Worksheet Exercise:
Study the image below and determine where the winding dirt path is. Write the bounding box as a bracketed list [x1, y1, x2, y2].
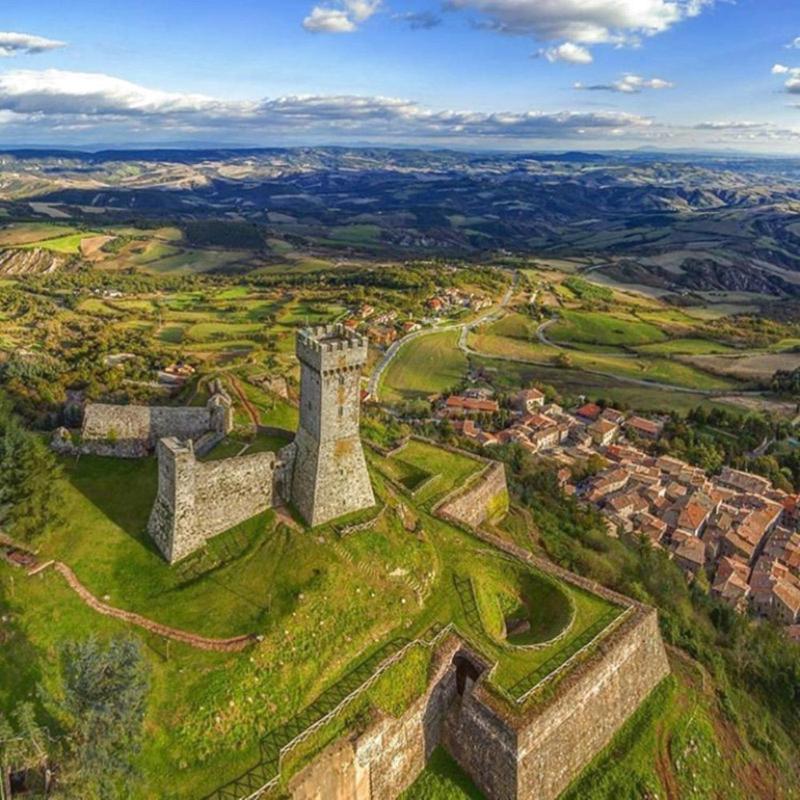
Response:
[228, 375, 261, 430]
[2, 542, 258, 653]
[49, 562, 259, 652]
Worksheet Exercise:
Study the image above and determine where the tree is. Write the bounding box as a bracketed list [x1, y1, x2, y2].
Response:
[0, 703, 51, 799]
[0, 398, 63, 542]
[53, 638, 150, 800]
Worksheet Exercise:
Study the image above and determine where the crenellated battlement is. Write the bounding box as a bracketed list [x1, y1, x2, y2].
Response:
[296, 324, 368, 373]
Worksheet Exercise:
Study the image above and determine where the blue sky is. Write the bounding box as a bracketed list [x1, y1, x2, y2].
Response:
[0, 0, 798, 151]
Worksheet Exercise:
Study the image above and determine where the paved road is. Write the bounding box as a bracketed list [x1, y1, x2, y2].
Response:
[368, 275, 517, 401]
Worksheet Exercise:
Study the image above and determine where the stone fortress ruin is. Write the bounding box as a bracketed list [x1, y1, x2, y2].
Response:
[148, 324, 375, 562]
[54, 324, 377, 563]
[53, 379, 234, 459]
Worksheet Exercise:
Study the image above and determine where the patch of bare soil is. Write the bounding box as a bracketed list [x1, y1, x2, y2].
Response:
[80, 234, 117, 260]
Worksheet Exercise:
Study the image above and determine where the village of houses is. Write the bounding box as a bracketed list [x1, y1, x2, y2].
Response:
[435, 384, 800, 642]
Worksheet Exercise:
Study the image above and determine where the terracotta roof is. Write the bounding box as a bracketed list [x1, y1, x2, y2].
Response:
[445, 396, 499, 413]
[626, 416, 663, 436]
[590, 419, 618, 435]
[575, 402, 603, 421]
[773, 580, 800, 614]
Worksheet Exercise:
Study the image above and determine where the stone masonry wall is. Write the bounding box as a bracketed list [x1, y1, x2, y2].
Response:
[289, 638, 461, 800]
[79, 392, 232, 459]
[514, 607, 669, 800]
[441, 688, 519, 800]
[436, 462, 509, 531]
[147, 438, 275, 562]
[193, 451, 276, 540]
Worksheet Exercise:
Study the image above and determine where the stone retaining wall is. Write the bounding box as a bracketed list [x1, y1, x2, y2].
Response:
[436, 462, 509, 530]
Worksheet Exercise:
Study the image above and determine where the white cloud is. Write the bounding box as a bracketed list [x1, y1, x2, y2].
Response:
[446, 0, 713, 44]
[694, 121, 769, 130]
[787, 36, 800, 49]
[0, 32, 65, 57]
[575, 74, 674, 93]
[0, 70, 223, 116]
[540, 42, 593, 64]
[303, 1, 381, 33]
[0, 68, 653, 141]
[770, 64, 800, 94]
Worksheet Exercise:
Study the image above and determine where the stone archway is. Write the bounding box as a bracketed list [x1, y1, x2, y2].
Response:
[453, 652, 484, 696]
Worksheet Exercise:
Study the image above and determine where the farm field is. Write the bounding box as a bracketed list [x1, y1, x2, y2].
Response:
[681, 352, 800, 380]
[381, 329, 469, 403]
[547, 310, 668, 347]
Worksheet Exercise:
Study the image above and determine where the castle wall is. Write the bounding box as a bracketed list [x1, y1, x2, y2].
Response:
[193, 452, 276, 540]
[442, 689, 518, 800]
[147, 438, 275, 563]
[289, 639, 460, 800]
[513, 607, 670, 800]
[436, 462, 509, 531]
[80, 398, 231, 458]
[287, 608, 668, 800]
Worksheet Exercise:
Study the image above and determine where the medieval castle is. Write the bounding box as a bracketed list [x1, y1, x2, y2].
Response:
[55, 324, 376, 562]
[51, 323, 671, 800]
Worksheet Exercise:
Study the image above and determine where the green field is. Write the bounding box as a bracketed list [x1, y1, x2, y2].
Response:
[548, 310, 669, 348]
[0, 222, 75, 246]
[382, 330, 469, 402]
[635, 337, 737, 355]
[20, 231, 100, 254]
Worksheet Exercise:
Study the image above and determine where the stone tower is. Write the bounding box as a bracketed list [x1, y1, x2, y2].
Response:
[290, 324, 375, 527]
[147, 437, 200, 563]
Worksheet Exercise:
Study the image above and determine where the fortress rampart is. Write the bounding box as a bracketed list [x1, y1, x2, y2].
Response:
[289, 606, 669, 800]
[435, 461, 510, 530]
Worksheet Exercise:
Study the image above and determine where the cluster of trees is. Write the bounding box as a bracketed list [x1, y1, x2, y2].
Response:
[771, 366, 800, 396]
[0, 637, 149, 800]
[0, 397, 62, 542]
[184, 220, 265, 250]
[502, 451, 800, 767]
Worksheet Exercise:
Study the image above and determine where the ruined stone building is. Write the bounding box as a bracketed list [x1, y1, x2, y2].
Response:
[147, 324, 374, 562]
[53, 381, 234, 458]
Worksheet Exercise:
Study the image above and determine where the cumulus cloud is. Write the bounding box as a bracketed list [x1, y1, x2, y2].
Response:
[574, 74, 674, 93]
[303, 1, 381, 33]
[0, 68, 653, 141]
[540, 42, 593, 64]
[787, 36, 800, 49]
[770, 64, 800, 94]
[0, 32, 65, 57]
[394, 12, 442, 30]
[446, 0, 713, 44]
